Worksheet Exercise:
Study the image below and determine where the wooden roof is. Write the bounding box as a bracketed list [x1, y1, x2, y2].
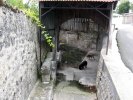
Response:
[39, 0, 117, 2]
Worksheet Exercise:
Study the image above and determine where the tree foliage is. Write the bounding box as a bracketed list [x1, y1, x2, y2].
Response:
[117, 1, 130, 14]
[130, 3, 133, 11]
[6, 0, 54, 47]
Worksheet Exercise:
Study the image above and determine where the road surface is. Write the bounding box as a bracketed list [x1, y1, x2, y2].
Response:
[117, 24, 133, 72]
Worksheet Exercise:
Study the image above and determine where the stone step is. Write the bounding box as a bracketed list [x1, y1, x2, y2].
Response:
[57, 67, 96, 86]
[28, 80, 54, 100]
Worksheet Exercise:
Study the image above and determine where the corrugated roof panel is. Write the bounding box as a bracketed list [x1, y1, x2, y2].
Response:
[39, 0, 117, 2]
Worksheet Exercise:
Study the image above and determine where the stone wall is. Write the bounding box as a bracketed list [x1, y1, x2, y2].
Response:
[122, 13, 133, 24]
[59, 30, 97, 51]
[96, 30, 133, 100]
[60, 18, 104, 52]
[59, 18, 104, 68]
[96, 52, 120, 100]
[96, 33, 120, 100]
[0, 6, 40, 100]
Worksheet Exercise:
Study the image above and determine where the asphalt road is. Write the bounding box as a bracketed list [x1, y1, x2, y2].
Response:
[117, 24, 133, 72]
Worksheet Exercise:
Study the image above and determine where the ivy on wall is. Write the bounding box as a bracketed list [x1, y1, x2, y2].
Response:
[6, 0, 55, 47]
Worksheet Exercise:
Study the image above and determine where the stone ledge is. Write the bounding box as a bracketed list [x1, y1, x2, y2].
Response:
[104, 30, 133, 100]
[41, 52, 53, 83]
[41, 52, 61, 83]
[97, 30, 133, 100]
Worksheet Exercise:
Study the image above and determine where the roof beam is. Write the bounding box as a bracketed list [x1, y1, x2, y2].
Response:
[41, 7, 110, 10]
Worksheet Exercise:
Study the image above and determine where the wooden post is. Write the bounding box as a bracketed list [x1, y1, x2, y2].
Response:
[53, 11, 60, 61]
[55, 27, 59, 52]
[39, 2, 42, 67]
[106, 3, 114, 55]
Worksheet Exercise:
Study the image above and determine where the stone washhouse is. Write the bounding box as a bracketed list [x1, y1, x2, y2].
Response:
[1, 0, 126, 100]
[1, 0, 133, 99]
[28, 0, 119, 100]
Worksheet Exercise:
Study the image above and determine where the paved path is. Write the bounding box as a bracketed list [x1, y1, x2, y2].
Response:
[117, 24, 133, 72]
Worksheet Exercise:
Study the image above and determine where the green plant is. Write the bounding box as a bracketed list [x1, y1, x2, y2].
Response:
[130, 3, 133, 11]
[6, 0, 24, 8]
[6, 0, 54, 47]
[117, 0, 130, 14]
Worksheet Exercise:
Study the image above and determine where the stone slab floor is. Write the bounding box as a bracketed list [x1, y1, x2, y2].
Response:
[28, 80, 97, 100]
[28, 53, 98, 100]
[57, 67, 97, 86]
[54, 81, 97, 100]
[54, 67, 97, 100]
[28, 65, 97, 100]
